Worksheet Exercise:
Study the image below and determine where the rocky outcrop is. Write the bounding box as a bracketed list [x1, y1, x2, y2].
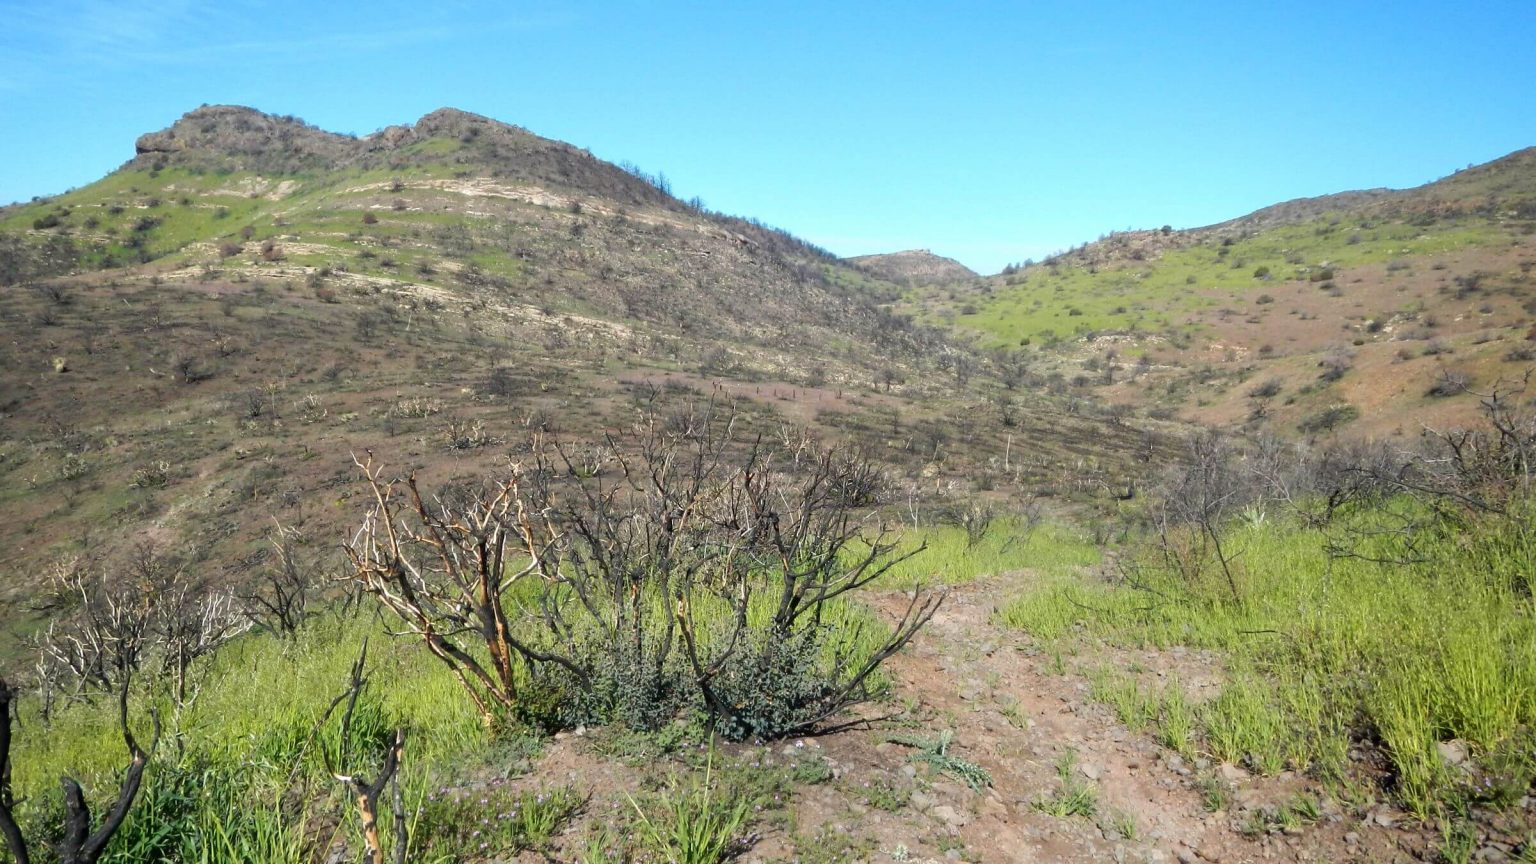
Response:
[133, 105, 354, 171]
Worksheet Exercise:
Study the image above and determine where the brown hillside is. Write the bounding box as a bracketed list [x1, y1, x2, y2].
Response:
[847, 249, 979, 284]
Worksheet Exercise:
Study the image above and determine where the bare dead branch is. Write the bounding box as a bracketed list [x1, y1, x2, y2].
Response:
[0, 675, 159, 864]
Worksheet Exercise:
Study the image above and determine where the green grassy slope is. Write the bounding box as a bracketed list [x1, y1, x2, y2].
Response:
[907, 149, 1536, 439]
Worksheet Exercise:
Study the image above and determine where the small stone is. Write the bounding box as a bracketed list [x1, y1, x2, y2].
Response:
[932, 805, 971, 827]
[945, 848, 964, 860]
[901, 764, 918, 778]
[1079, 762, 1103, 781]
[1372, 809, 1397, 828]
[909, 790, 935, 812]
[1437, 740, 1473, 771]
[1218, 763, 1248, 782]
[1344, 832, 1361, 845]
[979, 795, 1009, 819]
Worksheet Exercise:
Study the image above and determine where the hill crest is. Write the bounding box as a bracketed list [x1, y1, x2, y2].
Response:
[131, 104, 677, 208]
[846, 248, 978, 284]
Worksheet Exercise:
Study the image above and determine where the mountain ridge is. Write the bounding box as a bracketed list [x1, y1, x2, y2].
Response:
[0, 104, 1157, 642]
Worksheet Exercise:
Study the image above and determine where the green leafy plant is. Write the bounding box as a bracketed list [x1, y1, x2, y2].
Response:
[886, 730, 991, 791]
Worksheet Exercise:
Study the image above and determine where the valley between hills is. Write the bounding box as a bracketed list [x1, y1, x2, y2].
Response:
[0, 106, 1533, 863]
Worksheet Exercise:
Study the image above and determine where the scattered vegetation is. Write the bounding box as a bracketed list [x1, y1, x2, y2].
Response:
[1003, 384, 1536, 818]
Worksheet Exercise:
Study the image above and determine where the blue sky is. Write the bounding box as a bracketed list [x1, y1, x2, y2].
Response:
[2, 1, 1534, 274]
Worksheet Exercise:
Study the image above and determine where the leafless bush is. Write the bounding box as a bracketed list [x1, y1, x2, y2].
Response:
[35, 546, 247, 706]
[1147, 375, 1536, 574]
[1317, 346, 1354, 382]
[32, 282, 70, 306]
[390, 396, 442, 419]
[1248, 378, 1283, 400]
[36, 558, 153, 698]
[942, 503, 997, 548]
[1426, 367, 1471, 397]
[1417, 373, 1536, 512]
[240, 525, 319, 638]
[561, 443, 615, 479]
[825, 446, 890, 507]
[170, 353, 211, 384]
[344, 403, 942, 739]
[1149, 432, 1256, 601]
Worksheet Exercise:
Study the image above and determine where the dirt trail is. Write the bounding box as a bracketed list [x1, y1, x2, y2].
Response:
[759, 570, 1424, 864]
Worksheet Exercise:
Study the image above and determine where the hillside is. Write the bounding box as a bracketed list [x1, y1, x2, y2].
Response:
[909, 147, 1536, 439]
[0, 106, 1153, 644]
[846, 248, 979, 285]
[3, 110, 1535, 864]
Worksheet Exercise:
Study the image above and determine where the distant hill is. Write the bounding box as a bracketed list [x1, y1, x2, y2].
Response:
[846, 249, 978, 284]
[906, 145, 1536, 440]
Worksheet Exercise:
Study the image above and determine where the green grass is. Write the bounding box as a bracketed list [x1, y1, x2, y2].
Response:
[874, 519, 1100, 587]
[4, 611, 514, 864]
[930, 213, 1515, 348]
[1087, 666, 1158, 732]
[5, 549, 911, 859]
[416, 783, 584, 858]
[626, 752, 752, 864]
[1033, 749, 1097, 818]
[998, 502, 1536, 817]
[10, 613, 484, 795]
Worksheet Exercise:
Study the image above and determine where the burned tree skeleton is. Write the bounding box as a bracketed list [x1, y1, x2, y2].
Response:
[345, 403, 944, 739]
[0, 678, 159, 864]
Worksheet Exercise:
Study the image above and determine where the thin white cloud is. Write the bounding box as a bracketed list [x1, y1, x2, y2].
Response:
[3, 0, 200, 53]
[0, 1, 567, 89]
